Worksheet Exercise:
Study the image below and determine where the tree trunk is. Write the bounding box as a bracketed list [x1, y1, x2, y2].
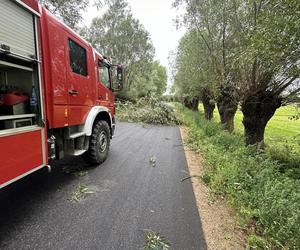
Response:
[189, 98, 200, 112]
[201, 90, 215, 120]
[241, 92, 281, 149]
[182, 96, 199, 112]
[217, 86, 238, 133]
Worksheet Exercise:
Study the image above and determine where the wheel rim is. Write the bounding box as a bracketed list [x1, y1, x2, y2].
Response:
[98, 131, 107, 153]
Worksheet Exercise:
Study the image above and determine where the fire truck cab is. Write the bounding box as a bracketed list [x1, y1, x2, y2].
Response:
[0, 0, 123, 188]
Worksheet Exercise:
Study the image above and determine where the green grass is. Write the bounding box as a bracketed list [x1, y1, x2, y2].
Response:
[177, 104, 300, 249]
[198, 104, 300, 140]
[199, 104, 300, 169]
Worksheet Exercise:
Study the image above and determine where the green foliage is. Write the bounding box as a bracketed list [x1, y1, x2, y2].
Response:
[70, 184, 95, 202]
[179, 105, 300, 249]
[81, 0, 167, 100]
[247, 235, 271, 250]
[171, 29, 216, 104]
[43, 0, 89, 30]
[116, 96, 180, 125]
[174, 0, 300, 99]
[161, 95, 179, 103]
[124, 61, 168, 100]
[268, 144, 300, 173]
[149, 62, 168, 96]
[173, 0, 300, 145]
[172, 0, 244, 103]
[248, 0, 300, 92]
[144, 231, 170, 250]
[210, 131, 243, 151]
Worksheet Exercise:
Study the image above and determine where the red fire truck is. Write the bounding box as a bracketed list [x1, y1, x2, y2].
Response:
[0, 0, 123, 188]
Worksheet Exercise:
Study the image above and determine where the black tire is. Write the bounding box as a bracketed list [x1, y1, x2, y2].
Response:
[83, 120, 110, 165]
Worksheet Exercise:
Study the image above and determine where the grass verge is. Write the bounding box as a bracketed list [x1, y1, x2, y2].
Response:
[178, 104, 300, 249]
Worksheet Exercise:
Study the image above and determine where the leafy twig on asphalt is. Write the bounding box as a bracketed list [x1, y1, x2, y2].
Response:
[149, 156, 157, 167]
[73, 170, 88, 177]
[144, 230, 170, 250]
[70, 184, 95, 202]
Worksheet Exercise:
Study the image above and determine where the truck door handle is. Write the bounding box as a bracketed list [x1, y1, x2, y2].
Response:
[69, 90, 79, 95]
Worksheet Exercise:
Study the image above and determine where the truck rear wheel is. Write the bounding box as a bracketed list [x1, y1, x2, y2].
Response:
[83, 120, 110, 165]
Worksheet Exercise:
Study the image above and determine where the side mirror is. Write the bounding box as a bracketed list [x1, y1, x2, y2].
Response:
[112, 65, 124, 92]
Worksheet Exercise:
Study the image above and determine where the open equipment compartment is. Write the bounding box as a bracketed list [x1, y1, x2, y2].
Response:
[0, 0, 46, 189]
[0, 0, 42, 133]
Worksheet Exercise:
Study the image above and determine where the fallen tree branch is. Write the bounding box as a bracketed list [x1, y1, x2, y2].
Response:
[181, 175, 200, 182]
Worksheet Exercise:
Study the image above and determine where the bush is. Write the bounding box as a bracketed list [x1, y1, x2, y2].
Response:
[178, 105, 300, 249]
[267, 142, 300, 173]
[116, 96, 181, 125]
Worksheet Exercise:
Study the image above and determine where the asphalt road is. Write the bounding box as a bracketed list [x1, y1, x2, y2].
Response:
[0, 122, 207, 250]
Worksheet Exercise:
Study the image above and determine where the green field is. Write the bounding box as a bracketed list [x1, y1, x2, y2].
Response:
[199, 104, 300, 143]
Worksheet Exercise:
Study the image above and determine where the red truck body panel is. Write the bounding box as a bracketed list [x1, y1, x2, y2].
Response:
[0, 0, 116, 188]
[21, 0, 39, 13]
[0, 130, 44, 185]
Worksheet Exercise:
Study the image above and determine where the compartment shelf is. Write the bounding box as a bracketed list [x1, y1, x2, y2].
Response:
[0, 114, 36, 121]
[0, 60, 33, 71]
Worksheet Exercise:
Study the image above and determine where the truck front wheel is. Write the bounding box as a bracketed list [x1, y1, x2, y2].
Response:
[83, 120, 110, 165]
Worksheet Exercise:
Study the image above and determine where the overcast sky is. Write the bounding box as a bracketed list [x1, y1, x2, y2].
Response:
[84, 0, 186, 86]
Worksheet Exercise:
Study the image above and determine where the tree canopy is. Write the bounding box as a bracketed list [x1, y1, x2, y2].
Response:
[173, 0, 300, 146]
[42, 0, 89, 30]
[81, 0, 167, 100]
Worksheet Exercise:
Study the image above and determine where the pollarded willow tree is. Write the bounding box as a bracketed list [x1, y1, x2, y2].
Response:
[173, 30, 217, 117]
[174, 0, 241, 131]
[233, 0, 300, 147]
[175, 0, 300, 147]
[82, 0, 167, 100]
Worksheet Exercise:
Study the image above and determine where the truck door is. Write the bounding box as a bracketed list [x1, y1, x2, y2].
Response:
[66, 37, 95, 126]
[0, 0, 46, 188]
